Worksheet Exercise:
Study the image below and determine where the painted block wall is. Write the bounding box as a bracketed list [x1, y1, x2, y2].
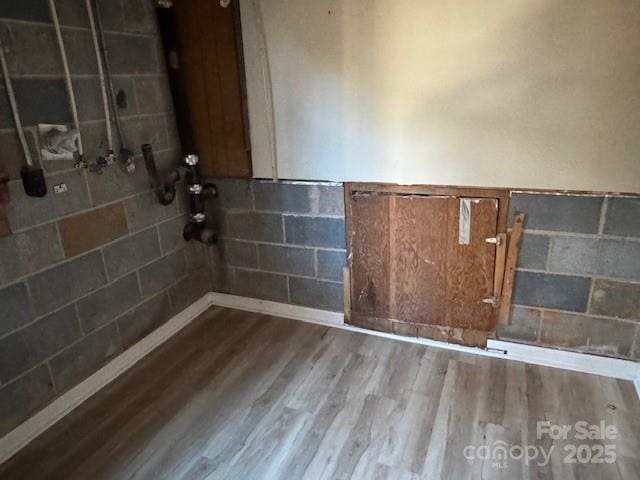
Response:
[498, 193, 640, 360]
[207, 182, 640, 360]
[205, 180, 346, 312]
[0, 0, 212, 436]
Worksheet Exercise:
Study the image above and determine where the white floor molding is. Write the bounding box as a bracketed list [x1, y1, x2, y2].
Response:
[207, 293, 507, 358]
[2, 291, 639, 465]
[206, 292, 345, 327]
[207, 293, 640, 388]
[486, 339, 640, 382]
[0, 294, 213, 466]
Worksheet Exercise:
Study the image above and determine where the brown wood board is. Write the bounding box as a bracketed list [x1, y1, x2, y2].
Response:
[198, 0, 227, 175]
[444, 198, 498, 331]
[346, 184, 504, 345]
[498, 213, 525, 325]
[493, 233, 507, 298]
[349, 192, 391, 318]
[348, 182, 510, 232]
[343, 266, 351, 321]
[350, 313, 491, 348]
[388, 195, 450, 324]
[173, 0, 251, 178]
[207, 0, 250, 177]
[174, 1, 213, 164]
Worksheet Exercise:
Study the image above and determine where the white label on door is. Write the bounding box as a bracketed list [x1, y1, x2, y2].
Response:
[459, 198, 471, 245]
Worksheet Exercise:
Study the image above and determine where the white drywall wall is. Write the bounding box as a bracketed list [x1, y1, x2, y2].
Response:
[240, 0, 640, 193]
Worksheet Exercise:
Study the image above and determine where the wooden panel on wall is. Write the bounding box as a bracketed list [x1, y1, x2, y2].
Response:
[349, 192, 391, 318]
[173, 0, 251, 178]
[346, 183, 505, 347]
[349, 183, 510, 232]
[444, 198, 498, 331]
[389, 195, 450, 324]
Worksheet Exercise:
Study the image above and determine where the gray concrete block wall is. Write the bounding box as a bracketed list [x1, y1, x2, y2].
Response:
[499, 193, 640, 360]
[0, 1, 213, 437]
[206, 180, 346, 313]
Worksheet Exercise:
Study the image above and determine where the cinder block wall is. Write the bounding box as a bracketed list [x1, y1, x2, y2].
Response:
[207, 182, 640, 361]
[499, 193, 640, 360]
[205, 180, 346, 312]
[0, 1, 211, 436]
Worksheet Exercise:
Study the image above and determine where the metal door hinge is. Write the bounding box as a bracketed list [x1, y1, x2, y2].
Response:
[485, 236, 503, 245]
[482, 296, 501, 306]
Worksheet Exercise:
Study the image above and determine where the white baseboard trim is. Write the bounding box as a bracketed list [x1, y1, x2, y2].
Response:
[0, 293, 213, 466]
[207, 293, 640, 393]
[486, 339, 639, 383]
[206, 293, 512, 358]
[209, 293, 640, 384]
[2, 292, 639, 466]
[206, 292, 345, 326]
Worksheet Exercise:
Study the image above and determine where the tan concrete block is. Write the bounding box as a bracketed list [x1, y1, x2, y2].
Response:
[59, 203, 128, 257]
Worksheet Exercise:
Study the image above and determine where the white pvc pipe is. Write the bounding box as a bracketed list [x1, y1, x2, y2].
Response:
[0, 42, 33, 167]
[85, 0, 113, 152]
[48, 0, 84, 156]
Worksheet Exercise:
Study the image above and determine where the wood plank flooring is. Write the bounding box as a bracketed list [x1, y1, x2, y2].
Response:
[1, 307, 639, 479]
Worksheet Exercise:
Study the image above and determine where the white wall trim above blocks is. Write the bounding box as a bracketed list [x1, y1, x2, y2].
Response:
[2, 292, 639, 466]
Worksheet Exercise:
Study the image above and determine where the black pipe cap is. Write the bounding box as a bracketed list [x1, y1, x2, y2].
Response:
[21, 166, 47, 198]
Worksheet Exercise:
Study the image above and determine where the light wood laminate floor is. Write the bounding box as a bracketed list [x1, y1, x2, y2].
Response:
[1, 307, 639, 480]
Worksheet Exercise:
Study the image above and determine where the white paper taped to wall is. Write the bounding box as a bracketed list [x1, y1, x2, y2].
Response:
[38, 124, 78, 161]
[459, 198, 471, 245]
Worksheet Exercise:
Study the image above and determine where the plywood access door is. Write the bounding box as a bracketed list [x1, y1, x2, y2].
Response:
[347, 185, 507, 347]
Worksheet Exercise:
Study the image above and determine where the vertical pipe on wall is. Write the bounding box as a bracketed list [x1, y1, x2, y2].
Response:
[48, 0, 84, 163]
[91, 0, 135, 174]
[182, 154, 217, 245]
[85, 0, 114, 156]
[0, 41, 47, 197]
